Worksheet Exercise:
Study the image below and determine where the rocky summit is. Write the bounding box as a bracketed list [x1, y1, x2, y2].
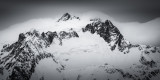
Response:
[0, 13, 160, 80]
[57, 13, 80, 22]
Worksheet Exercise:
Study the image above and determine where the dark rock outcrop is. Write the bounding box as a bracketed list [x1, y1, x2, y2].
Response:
[58, 28, 79, 45]
[0, 28, 79, 80]
[82, 19, 131, 52]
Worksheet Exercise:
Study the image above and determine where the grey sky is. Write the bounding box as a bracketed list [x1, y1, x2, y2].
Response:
[0, 0, 160, 28]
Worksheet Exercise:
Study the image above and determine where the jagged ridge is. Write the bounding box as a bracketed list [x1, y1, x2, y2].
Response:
[0, 28, 79, 80]
[82, 18, 131, 53]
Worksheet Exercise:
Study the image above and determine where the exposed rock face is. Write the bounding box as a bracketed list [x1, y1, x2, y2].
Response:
[0, 30, 53, 80]
[58, 28, 79, 45]
[59, 29, 79, 39]
[82, 18, 131, 53]
[41, 31, 58, 45]
[0, 28, 79, 80]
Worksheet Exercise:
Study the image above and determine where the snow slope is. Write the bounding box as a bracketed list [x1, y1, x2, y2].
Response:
[0, 13, 160, 80]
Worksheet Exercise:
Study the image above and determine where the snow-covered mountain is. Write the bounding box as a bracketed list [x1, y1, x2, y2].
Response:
[0, 13, 160, 80]
[57, 13, 80, 22]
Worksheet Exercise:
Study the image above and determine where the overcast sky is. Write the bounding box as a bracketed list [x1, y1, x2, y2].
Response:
[0, 0, 160, 46]
[0, 0, 160, 28]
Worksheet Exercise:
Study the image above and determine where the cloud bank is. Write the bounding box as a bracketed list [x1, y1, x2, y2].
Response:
[0, 11, 160, 46]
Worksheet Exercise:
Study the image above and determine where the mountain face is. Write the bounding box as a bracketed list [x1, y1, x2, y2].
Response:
[82, 18, 131, 53]
[57, 13, 80, 22]
[0, 13, 160, 80]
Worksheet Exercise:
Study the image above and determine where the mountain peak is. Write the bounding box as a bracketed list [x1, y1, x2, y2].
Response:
[82, 19, 131, 52]
[105, 20, 114, 27]
[57, 13, 80, 22]
[63, 12, 70, 16]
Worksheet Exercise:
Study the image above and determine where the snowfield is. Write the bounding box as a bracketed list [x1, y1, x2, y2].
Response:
[0, 12, 160, 80]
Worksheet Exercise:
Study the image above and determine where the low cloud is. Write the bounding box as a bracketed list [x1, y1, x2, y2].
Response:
[115, 18, 160, 46]
[0, 11, 160, 46]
